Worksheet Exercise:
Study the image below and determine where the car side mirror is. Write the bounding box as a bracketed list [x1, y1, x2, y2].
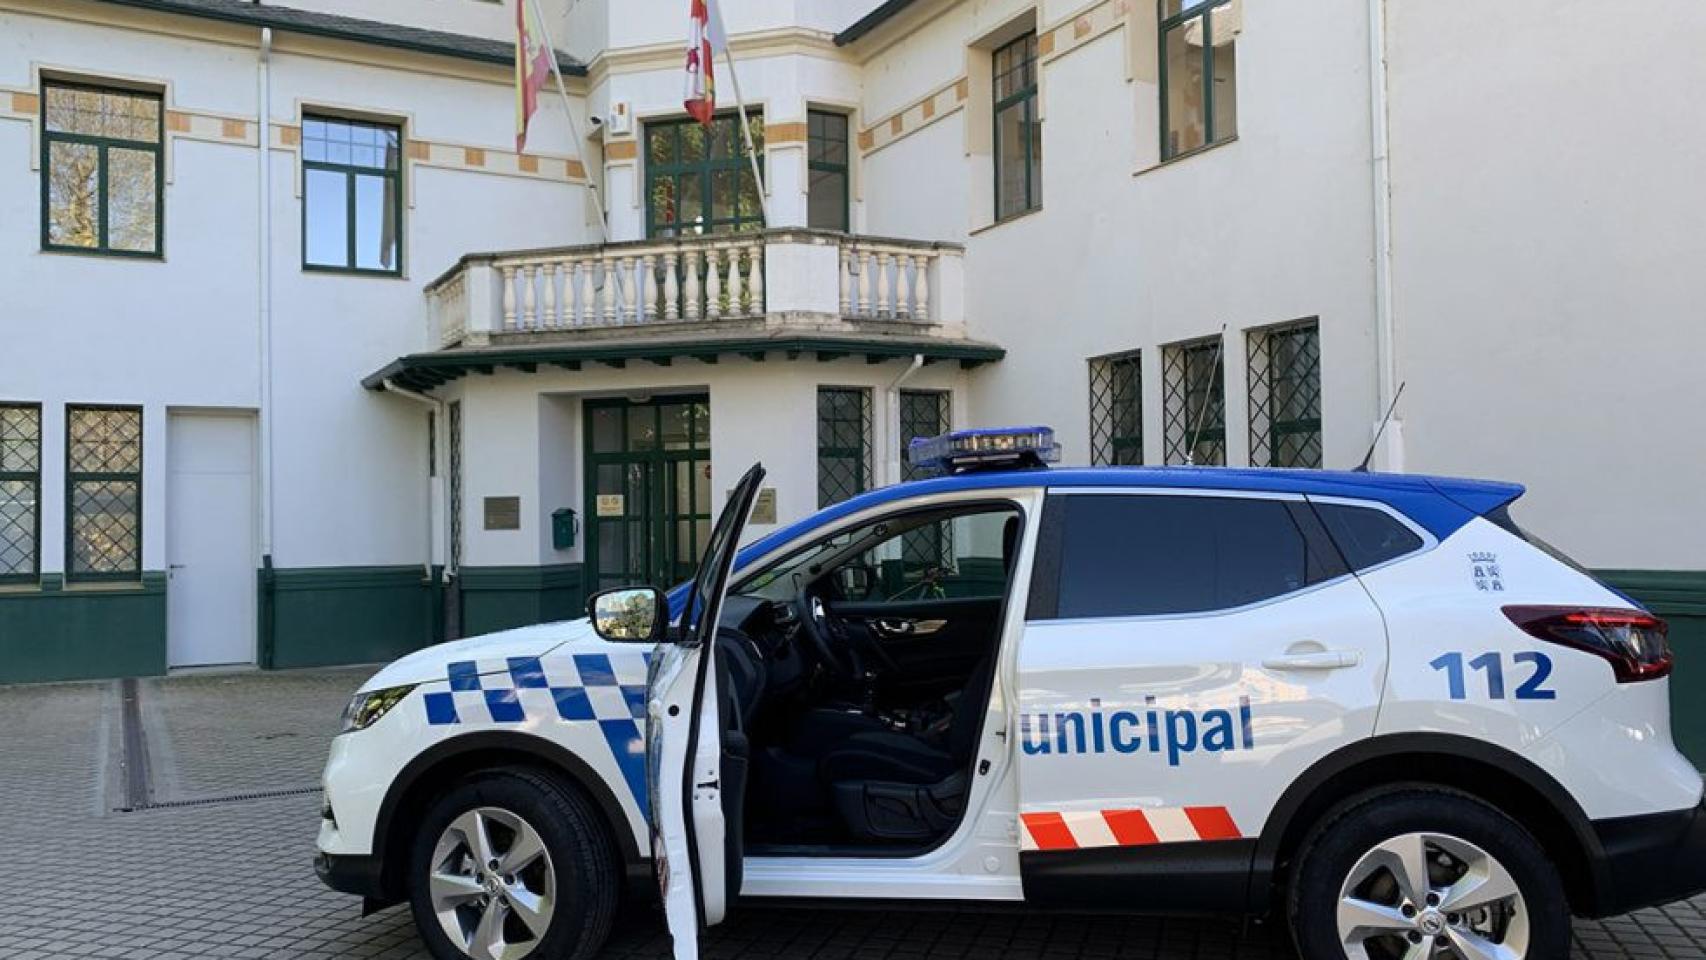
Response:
[835, 564, 876, 601]
[588, 586, 668, 643]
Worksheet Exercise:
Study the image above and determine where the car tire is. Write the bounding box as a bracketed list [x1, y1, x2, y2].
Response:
[1287, 786, 1570, 960]
[409, 767, 618, 960]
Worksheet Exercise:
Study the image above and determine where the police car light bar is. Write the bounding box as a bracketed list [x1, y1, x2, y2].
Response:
[908, 426, 1060, 474]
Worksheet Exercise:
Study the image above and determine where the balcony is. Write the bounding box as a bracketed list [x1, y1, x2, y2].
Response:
[426, 229, 969, 347]
[365, 230, 999, 393]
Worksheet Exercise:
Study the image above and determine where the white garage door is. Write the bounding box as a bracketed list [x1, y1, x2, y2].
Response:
[167, 412, 257, 668]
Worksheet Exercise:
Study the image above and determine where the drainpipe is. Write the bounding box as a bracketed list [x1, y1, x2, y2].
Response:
[257, 27, 276, 666]
[1367, 0, 1403, 470]
[884, 354, 926, 486]
[380, 380, 445, 581]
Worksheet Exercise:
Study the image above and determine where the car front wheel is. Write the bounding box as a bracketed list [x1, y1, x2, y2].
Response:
[409, 768, 617, 960]
[1288, 787, 1570, 960]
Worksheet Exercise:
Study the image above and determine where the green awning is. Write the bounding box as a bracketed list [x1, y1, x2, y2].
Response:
[363, 333, 1004, 393]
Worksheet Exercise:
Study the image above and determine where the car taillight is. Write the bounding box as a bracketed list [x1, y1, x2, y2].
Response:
[1503, 605, 1672, 682]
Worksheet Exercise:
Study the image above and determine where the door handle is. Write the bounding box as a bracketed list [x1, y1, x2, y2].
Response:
[1263, 647, 1361, 671]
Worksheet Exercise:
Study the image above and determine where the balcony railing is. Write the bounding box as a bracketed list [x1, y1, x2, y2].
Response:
[426, 229, 964, 348]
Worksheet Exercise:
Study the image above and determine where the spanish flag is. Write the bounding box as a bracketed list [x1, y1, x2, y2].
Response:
[515, 0, 551, 153]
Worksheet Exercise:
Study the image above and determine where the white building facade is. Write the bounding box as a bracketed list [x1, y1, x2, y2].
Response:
[1, 0, 1701, 759]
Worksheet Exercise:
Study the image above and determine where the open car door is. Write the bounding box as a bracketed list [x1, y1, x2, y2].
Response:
[647, 462, 765, 960]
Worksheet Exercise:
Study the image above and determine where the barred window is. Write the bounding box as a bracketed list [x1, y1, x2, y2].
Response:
[0, 404, 42, 582]
[898, 390, 953, 573]
[1248, 319, 1322, 468]
[67, 406, 142, 580]
[42, 81, 163, 256]
[899, 390, 951, 481]
[303, 115, 402, 274]
[1162, 337, 1225, 465]
[1089, 351, 1143, 465]
[817, 387, 872, 508]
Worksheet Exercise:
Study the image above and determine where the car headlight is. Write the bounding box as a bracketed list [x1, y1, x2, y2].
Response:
[339, 684, 418, 734]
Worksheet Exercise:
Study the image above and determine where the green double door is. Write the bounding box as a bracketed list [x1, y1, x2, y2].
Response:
[585, 396, 713, 592]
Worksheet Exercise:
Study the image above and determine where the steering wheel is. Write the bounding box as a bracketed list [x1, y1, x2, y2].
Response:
[796, 592, 864, 681]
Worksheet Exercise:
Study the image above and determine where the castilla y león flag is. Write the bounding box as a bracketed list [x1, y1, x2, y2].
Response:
[683, 0, 727, 125]
[514, 0, 551, 152]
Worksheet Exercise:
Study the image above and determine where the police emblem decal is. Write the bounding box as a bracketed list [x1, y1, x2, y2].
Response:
[1469, 551, 1503, 592]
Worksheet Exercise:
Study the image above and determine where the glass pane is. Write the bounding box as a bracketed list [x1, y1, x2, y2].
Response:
[712, 169, 737, 223]
[68, 408, 141, 473]
[627, 405, 657, 451]
[649, 174, 678, 234]
[712, 116, 739, 158]
[47, 140, 100, 248]
[1164, 22, 1208, 157]
[808, 168, 847, 230]
[680, 123, 707, 162]
[106, 147, 157, 253]
[1028, 99, 1043, 209]
[45, 86, 158, 141]
[678, 172, 704, 231]
[1210, 9, 1238, 143]
[692, 401, 710, 444]
[69, 479, 139, 575]
[304, 168, 349, 267]
[0, 479, 37, 577]
[1163, 0, 1215, 17]
[746, 117, 765, 152]
[648, 124, 677, 165]
[591, 407, 623, 453]
[737, 170, 762, 223]
[660, 403, 693, 451]
[994, 101, 1027, 220]
[353, 172, 399, 271]
[0, 407, 40, 472]
[595, 463, 624, 494]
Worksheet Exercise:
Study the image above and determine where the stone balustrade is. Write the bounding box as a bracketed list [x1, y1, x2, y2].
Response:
[425, 230, 963, 347]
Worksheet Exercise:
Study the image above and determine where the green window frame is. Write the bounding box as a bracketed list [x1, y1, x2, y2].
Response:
[807, 109, 850, 232]
[448, 401, 463, 571]
[41, 80, 164, 257]
[1248, 319, 1322, 468]
[1089, 351, 1144, 465]
[1159, 0, 1239, 161]
[65, 405, 143, 583]
[0, 403, 43, 584]
[1162, 337, 1225, 465]
[645, 113, 766, 239]
[817, 387, 872, 508]
[302, 114, 403, 275]
[993, 32, 1042, 220]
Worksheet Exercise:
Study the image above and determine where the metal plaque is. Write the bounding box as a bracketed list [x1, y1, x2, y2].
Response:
[596, 493, 625, 518]
[483, 496, 521, 530]
[732, 487, 777, 524]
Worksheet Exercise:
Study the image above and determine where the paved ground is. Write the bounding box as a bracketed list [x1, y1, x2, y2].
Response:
[0, 668, 1703, 960]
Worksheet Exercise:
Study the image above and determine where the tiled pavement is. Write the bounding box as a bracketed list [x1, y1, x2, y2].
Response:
[0, 669, 1703, 959]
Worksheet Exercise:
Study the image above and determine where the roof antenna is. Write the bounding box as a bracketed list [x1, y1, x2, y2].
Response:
[1355, 381, 1406, 473]
[1183, 324, 1228, 466]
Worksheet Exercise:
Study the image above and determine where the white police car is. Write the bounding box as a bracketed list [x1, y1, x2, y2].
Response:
[316, 427, 1706, 960]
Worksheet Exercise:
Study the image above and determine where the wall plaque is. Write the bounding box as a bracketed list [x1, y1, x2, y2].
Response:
[595, 494, 625, 517]
[730, 487, 777, 524]
[483, 496, 521, 530]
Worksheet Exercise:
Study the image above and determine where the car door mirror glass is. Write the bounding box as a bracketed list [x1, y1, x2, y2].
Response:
[589, 586, 667, 642]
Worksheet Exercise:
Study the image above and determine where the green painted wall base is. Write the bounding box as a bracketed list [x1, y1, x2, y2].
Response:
[261, 565, 439, 670]
[459, 564, 585, 638]
[0, 573, 167, 684]
[1599, 569, 1706, 770]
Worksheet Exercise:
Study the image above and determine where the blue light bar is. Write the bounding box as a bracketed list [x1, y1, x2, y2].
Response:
[908, 426, 1060, 474]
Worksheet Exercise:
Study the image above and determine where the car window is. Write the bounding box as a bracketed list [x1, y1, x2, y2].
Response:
[736, 505, 1018, 603]
[1051, 494, 1334, 619]
[1312, 502, 1424, 572]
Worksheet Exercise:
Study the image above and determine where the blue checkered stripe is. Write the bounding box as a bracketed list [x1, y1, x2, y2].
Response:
[424, 652, 653, 817]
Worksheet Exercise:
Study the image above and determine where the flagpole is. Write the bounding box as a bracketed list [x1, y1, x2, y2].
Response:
[527, 0, 609, 245]
[720, 45, 770, 227]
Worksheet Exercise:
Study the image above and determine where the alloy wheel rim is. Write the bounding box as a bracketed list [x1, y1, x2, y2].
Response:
[429, 806, 557, 960]
[1336, 831, 1529, 960]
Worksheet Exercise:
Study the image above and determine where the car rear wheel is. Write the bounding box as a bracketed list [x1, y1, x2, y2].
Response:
[409, 769, 617, 960]
[1288, 787, 1569, 960]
